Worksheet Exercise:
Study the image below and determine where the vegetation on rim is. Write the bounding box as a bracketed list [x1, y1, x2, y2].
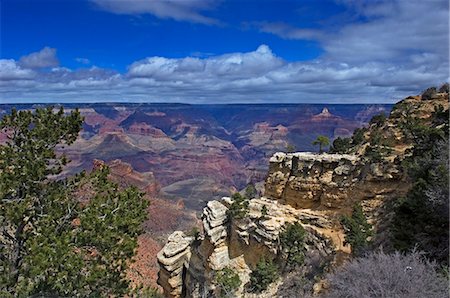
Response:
[0, 107, 150, 297]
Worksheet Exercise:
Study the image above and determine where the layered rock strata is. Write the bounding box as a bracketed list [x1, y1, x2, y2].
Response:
[265, 152, 407, 212]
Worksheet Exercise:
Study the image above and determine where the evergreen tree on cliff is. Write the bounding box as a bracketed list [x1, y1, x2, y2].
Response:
[312, 135, 330, 153]
[0, 107, 149, 297]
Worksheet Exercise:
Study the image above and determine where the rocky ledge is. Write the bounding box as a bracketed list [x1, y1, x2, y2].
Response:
[265, 152, 406, 210]
[157, 196, 336, 297]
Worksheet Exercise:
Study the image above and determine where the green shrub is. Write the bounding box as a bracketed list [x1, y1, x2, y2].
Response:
[393, 131, 449, 265]
[351, 127, 366, 145]
[369, 113, 387, 127]
[260, 205, 268, 219]
[249, 258, 279, 293]
[363, 145, 383, 162]
[279, 221, 306, 268]
[330, 137, 352, 154]
[227, 193, 249, 220]
[215, 267, 241, 297]
[421, 86, 437, 100]
[286, 143, 296, 153]
[244, 183, 257, 199]
[340, 203, 372, 256]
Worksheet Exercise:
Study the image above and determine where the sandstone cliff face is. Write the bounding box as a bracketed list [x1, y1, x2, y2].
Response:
[264, 151, 408, 212]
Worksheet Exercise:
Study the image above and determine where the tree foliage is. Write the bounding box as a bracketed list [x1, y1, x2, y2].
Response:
[312, 135, 330, 153]
[329, 137, 352, 154]
[227, 193, 249, 220]
[249, 258, 279, 293]
[215, 267, 241, 297]
[421, 86, 437, 100]
[260, 205, 268, 219]
[393, 107, 449, 265]
[351, 127, 366, 145]
[369, 113, 387, 127]
[244, 183, 257, 199]
[0, 107, 149, 297]
[279, 221, 306, 269]
[325, 250, 448, 298]
[286, 143, 296, 153]
[340, 203, 372, 256]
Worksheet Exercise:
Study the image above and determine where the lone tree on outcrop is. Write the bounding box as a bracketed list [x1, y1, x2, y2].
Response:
[0, 107, 149, 297]
[312, 135, 330, 153]
[227, 193, 249, 220]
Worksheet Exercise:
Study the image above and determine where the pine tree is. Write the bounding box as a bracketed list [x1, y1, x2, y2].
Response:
[340, 203, 373, 256]
[0, 107, 149, 297]
[312, 135, 330, 153]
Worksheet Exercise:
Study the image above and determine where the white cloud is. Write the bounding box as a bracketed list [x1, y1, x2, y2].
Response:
[0, 60, 35, 81]
[1, 44, 446, 104]
[18, 47, 59, 69]
[255, 0, 449, 65]
[128, 45, 283, 82]
[91, 0, 220, 25]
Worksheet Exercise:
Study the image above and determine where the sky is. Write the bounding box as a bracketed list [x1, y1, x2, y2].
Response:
[0, 0, 448, 104]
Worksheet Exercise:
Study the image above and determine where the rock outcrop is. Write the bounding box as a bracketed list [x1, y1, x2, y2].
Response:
[158, 196, 336, 297]
[264, 151, 407, 212]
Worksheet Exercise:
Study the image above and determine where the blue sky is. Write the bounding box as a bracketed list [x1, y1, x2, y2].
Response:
[0, 0, 448, 103]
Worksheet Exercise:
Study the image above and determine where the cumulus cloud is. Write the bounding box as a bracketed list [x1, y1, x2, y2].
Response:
[256, 0, 449, 65]
[128, 45, 283, 82]
[18, 47, 59, 69]
[0, 60, 35, 81]
[1, 44, 447, 104]
[91, 0, 220, 24]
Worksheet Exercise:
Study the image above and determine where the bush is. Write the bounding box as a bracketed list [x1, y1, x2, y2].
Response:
[227, 193, 249, 220]
[249, 258, 279, 293]
[279, 221, 306, 268]
[215, 267, 241, 297]
[363, 145, 383, 162]
[393, 139, 449, 264]
[351, 127, 366, 145]
[421, 86, 437, 100]
[325, 251, 448, 298]
[286, 143, 296, 153]
[244, 183, 257, 199]
[277, 250, 331, 297]
[330, 137, 352, 154]
[340, 203, 372, 256]
[369, 113, 387, 127]
[260, 205, 268, 219]
[438, 82, 449, 93]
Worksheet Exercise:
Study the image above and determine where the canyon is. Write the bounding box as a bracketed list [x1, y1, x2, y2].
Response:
[0, 103, 391, 212]
[156, 89, 449, 297]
